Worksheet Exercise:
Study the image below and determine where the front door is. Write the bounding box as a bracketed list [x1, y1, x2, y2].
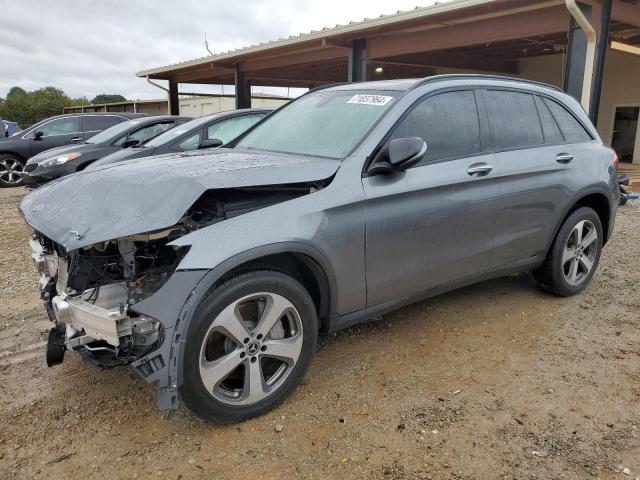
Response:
[30, 116, 83, 156]
[363, 90, 501, 306]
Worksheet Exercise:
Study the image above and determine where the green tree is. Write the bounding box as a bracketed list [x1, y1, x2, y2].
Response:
[91, 94, 127, 104]
[0, 86, 90, 127]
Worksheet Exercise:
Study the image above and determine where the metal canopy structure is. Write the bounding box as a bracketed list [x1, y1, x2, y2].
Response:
[137, 0, 640, 113]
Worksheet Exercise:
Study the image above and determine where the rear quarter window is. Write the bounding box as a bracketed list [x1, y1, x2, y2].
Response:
[534, 96, 564, 144]
[543, 98, 593, 143]
[484, 90, 543, 150]
[84, 115, 124, 132]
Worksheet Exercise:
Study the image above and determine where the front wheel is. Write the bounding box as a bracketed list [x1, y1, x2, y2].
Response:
[0, 154, 25, 187]
[532, 207, 603, 296]
[180, 270, 318, 423]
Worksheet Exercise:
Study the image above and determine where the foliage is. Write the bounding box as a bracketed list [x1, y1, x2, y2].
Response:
[91, 94, 127, 104]
[0, 86, 92, 127]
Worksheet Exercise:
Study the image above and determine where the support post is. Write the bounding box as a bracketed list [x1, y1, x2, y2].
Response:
[590, 0, 612, 125]
[348, 38, 367, 82]
[564, 1, 596, 113]
[168, 80, 179, 115]
[235, 66, 251, 109]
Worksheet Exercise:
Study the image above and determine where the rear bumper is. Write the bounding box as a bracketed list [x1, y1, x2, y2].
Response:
[607, 181, 620, 243]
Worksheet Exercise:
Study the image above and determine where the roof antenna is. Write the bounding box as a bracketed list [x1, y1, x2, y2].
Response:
[204, 32, 213, 56]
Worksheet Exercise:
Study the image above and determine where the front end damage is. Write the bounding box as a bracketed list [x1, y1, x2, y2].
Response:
[31, 229, 188, 368]
[25, 181, 327, 410]
[19, 151, 339, 412]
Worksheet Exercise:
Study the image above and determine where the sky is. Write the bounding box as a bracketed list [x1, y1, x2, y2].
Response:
[0, 0, 434, 101]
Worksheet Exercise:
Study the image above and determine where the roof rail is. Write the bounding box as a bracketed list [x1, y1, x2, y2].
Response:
[307, 82, 348, 94]
[413, 74, 563, 92]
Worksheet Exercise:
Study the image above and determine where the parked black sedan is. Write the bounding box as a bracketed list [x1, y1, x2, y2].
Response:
[22, 115, 191, 188]
[0, 112, 145, 187]
[86, 108, 271, 170]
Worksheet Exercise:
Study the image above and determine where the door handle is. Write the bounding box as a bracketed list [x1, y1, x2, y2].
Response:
[70, 137, 82, 143]
[556, 153, 574, 164]
[467, 163, 493, 177]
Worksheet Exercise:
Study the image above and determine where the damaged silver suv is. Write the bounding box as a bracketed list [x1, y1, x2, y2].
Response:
[20, 75, 619, 423]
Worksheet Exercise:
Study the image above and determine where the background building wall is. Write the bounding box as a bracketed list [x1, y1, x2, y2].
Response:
[178, 95, 289, 116]
[520, 50, 640, 164]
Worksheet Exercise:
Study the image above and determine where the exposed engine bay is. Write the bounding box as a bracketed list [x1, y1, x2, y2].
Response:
[30, 185, 320, 368]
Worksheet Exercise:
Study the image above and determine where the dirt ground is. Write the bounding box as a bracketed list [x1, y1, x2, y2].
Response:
[0, 186, 638, 480]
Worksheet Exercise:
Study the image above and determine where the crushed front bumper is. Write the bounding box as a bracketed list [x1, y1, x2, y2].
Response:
[30, 236, 157, 349]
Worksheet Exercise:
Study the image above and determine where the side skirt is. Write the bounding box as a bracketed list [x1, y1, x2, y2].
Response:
[327, 255, 544, 333]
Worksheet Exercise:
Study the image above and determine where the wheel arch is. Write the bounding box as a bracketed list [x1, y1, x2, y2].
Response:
[0, 151, 26, 162]
[548, 189, 612, 254]
[188, 242, 337, 333]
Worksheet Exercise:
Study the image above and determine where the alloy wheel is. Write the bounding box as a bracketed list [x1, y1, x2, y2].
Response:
[562, 219, 598, 286]
[0, 158, 24, 186]
[198, 292, 304, 406]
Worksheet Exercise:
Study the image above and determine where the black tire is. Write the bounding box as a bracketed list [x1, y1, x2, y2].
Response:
[0, 154, 25, 188]
[532, 207, 603, 296]
[180, 270, 318, 423]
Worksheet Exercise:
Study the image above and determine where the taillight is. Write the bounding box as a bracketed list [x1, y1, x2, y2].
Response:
[611, 153, 619, 170]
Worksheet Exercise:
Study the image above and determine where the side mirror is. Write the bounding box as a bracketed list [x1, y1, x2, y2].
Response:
[368, 137, 427, 175]
[34, 131, 44, 140]
[199, 138, 223, 150]
[121, 139, 140, 148]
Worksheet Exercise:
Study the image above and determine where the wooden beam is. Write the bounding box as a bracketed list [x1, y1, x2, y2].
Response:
[368, 5, 570, 59]
[248, 68, 345, 84]
[240, 47, 347, 72]
[171, 65, 235, 83]
[612, 0, 640, 28]
[379, 51, 519, 74]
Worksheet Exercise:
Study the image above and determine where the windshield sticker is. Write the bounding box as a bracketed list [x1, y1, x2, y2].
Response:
[347, 94, 393, 106]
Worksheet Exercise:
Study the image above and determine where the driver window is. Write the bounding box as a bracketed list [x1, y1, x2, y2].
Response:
[391, 90, 481, 164]
[176, 132, 201, 151]
[127, 123, 173, 144]
[206, 115, 263, 144]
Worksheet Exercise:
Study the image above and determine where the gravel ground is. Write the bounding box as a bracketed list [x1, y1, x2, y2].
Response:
[1, 186, 639, 480]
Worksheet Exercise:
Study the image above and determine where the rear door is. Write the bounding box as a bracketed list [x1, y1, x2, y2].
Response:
[484, 89, 586, 265]
[29, 116, 83, 155]
[363, 89, 502, 306]
[83, 115, 125, 140]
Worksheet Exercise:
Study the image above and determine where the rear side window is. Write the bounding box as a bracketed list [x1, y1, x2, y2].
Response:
[391, 90, 481, 163]
[484, 90, 543, 149]
[534, 96, 563, 144]
[543, 98, 593, 143]
[84, 115, 123, 132]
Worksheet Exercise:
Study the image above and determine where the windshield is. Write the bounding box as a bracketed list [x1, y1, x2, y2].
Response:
[143, 114, 216, 148]
[236, 90, 398, 159]
[85, 119, 144, 144]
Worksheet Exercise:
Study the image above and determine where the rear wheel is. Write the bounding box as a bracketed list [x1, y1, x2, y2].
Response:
[532, 207, 603, 296]
[180, 270, 318, 423]
[0, 154, 25, 187]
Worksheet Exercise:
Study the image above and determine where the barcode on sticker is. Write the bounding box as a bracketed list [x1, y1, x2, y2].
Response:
[347, 94, 393, 106]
